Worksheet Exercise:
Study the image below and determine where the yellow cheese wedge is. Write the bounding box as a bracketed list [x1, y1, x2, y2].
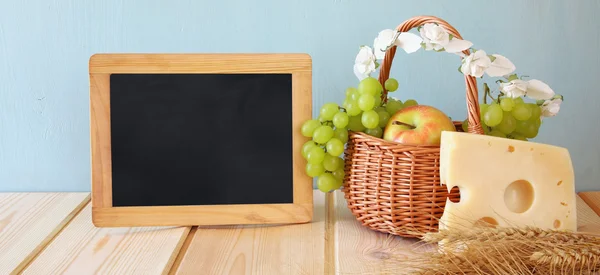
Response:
[439, 131, 577, 232]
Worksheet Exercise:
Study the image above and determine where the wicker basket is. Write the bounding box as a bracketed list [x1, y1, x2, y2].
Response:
[342, 15, 485, 238]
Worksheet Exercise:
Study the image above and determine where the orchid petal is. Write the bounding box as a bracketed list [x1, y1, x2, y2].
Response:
[373, 29, 397, 60]
[444, 39, 473, 53]
[500, 79, 528, 98]
[461, 50, 491, 78]
[485, 54, 516, 77]
[526, 79, 555, 100]
[353, 64, 368, 80]
[397, 32, 423, 54]
[541, 98, 562, 117]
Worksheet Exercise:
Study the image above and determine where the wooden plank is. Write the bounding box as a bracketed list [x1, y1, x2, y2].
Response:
[331, 191, 600, 274]
[331, 190, 436, 275]
[576, 194, 600, 233]
[173, 190, 325, 275]
[0, 193, 89, 275]
[579, 191, 600, 216]
[22, 204, 191, 275]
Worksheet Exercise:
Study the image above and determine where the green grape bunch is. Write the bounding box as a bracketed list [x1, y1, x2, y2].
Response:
[462, 82, 548, 141]
[300, 76, 421, 193]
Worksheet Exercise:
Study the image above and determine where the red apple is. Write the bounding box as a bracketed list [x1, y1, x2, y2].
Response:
[383, 105, 456, 145]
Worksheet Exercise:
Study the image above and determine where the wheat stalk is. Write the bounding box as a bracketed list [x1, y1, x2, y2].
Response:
[373, 226, 600, 275]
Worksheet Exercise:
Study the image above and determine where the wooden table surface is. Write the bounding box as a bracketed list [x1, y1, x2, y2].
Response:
[1, 190, 599, 275]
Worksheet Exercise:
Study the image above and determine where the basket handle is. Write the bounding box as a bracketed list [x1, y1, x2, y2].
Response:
[378, 15, 484, 135]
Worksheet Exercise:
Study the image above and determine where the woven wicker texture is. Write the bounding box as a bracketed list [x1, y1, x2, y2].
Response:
[342, 15, 483, 237]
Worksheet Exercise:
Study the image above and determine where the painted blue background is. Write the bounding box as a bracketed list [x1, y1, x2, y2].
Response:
[0, 0, 598, 192]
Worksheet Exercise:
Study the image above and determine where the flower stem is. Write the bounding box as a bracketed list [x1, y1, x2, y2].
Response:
[483, 83, 490, 104]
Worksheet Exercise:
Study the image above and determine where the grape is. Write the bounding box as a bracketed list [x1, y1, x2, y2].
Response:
[385, 78, 399, 92]
[512, 103, 532, 121]
[326, 138, 344, 156]
[500, 97, 515, 112]
[461, 119, 468, 132]
[378, 111, 390, 128]
[301, 120, 321, 137]
[348, 115, 366, 132]
[375, 106, 386, 113]
[323, 154, 343, 171]
[342, 99, 350, 109]
[374, 95, 382, 107]
[306, 146, 325, 164]
[483, 103, 503, 127]
[515, 120, 538, 138]
[317, 173, 342, 193]
[365, 127, 383, 138]
[350, 91, 360, 101]
[529, 103, 541, 119]
[332, 112, 349, 129]
[514, 97, 524, 104]
[511, 133, 528, 141]
[386, 100, 404, 115]
[312, 125, 334, 144]
[345, 87, 357, 97]
[332, 168, 345, 181]
[334, 127, 349, 143]
[496, 111, 517, 134]
[479, 103, 489, 120]
[404, 99, 418, 108]
[357, 77, 382, 96]
[345, 101, 361, 116]
[320, 103, 339, 121]
[532, 116, 542, 128]
[301, 141, 318, 159]
[489, 129, 506, 138]
[306, 163, 325, 177]
[358, 94, 375, 111]
[361, 110, 379, 129]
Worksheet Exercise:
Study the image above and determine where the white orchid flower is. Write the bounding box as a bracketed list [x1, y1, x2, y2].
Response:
[486, 54, 516, 77]
[420, 23, 472, 53]
[500, 79, 528, 98]
[353, 46, 377, 80]
[525, 79, 555, 100]
[540, 98, 562, 117]
[373, 29, 422, 59]
[460, 50, 491, 78]
[500, 79, 555, 100]
[420, 23, 449, 51]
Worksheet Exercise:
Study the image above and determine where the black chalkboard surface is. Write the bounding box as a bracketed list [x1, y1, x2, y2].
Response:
[90, 53, 312, 227]
[110, 73, 293, 207]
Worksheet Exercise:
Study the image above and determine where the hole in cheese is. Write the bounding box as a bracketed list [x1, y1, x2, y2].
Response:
[449, 186, 461, 203]
[504, 180, 535, 213]
[474, 217, 498, 228]
[554, 219, 561, 229]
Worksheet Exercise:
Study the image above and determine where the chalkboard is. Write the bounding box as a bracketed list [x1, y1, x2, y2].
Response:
[90, 53, 313, 227]
[110, 73, 293, 207]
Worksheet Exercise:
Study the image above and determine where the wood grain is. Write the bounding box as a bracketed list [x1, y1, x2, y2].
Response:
[0, 193, 89, 275]
[90, 53, 314, 227]
[22, 204, 191, 275]
[579, 192, 600, 216]
[330, 190, 600, 274]
[576, 195, 600, 233]
[331, 190, 436, 275]
[92, 203, 313, 227]
[89, 54, 312, 74]
[90, 73, 112, 209]
[173, 190, 325, 275]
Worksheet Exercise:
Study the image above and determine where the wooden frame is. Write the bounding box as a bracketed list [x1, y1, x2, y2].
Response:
[90, 53, 313, 227]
